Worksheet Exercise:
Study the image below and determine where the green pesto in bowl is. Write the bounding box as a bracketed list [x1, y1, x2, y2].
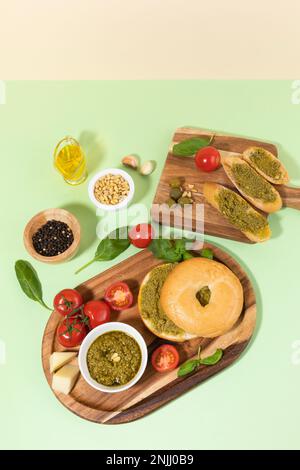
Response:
[87, 331, 142, 387]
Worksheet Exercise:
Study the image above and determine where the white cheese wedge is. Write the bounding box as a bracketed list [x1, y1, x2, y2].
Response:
[52, 364, 80, 395]
[49, 352, 77, 373]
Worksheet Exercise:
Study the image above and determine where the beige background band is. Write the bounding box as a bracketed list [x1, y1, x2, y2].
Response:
[1, 0, 300, 79]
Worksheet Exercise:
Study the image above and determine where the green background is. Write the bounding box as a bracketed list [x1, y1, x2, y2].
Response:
[1, 81, 300, 450]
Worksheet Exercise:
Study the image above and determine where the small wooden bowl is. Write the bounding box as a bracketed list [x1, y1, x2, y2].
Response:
[23, 208, 81, 264]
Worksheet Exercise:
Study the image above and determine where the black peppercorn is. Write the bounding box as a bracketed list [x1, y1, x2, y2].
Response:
[32, 220, 74, 257]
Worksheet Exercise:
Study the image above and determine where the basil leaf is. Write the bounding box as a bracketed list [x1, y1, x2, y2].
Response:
[75, 227, 130, 274]
[172, 137, 211, 157]
[174, 239, 187, 257]
[200, 248, 214, 260]
[148, 239, 181, 262]
[177, 349, 223, 377]
[178, 359, 200, 377]
[15, 260, 51, 310]
[95, 227, 130, 261]
[183, 251, 194, 260]
[199, 349, 223, 365]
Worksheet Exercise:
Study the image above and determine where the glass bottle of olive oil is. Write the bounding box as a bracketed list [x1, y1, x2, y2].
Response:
[54, 136, 87, 185]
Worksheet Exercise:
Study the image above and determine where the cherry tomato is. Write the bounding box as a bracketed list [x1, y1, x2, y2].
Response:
[195, 146, 221, 172]
[57, 318, 87, 348]
[83, 300, 111, 329]
[151, 344, 179, 372]
[104, 282, 133, 311]
[129, 223, 154, 249]
[53, 289, 83, 316]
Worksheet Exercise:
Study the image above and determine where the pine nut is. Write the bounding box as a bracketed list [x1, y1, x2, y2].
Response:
[94, 173, 130, 205]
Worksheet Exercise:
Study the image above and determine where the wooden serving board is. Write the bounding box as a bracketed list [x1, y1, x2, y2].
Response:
[42, 242, 256, 424]
[152, 127, 300, 243]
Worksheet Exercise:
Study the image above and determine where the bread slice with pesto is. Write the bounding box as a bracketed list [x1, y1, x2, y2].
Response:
[203, 182, 271, 243]
[221, 155, 282, 213]
[243, 147, 289, 185]
[138, 263, 197, 342]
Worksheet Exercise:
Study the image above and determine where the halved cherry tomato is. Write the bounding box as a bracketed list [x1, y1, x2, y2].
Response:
[195, 146, 220, 172]
[53, 289, 83, 316]
[57, 318, 87, 348]
[129, 223, 154, 249]
[151, 344, 179, 372]
[83, 300, 111, 329]
[104, 282, 133, 311]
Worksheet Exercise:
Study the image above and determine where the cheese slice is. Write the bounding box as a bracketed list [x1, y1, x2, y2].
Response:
[49, 352, 77, 373]
[52, 364, 80, 395]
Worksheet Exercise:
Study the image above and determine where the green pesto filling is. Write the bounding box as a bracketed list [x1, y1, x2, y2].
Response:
[87, 331, 141, 387]
[217, 188, 268, 235]
[249, 148, 282, 179]
[231, 163, 276, 203]
[140, 263, 184, 336]
[196, 286, 211, 307]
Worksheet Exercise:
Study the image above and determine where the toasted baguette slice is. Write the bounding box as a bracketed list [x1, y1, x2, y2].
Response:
[138, 265, 197, 342]
[203, 182, 271, 243]
[221, 155, 282, 213]
[243, 146, 289, 185]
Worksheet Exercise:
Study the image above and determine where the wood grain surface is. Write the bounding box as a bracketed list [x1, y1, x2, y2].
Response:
[42, 242, 256, 424]
[151, 127, 300, 243]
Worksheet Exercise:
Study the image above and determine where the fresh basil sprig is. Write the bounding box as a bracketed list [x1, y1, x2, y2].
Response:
[178, 359, 199, 376]
[15, 260, 52, 310]
[178, 348, 223, 377]
[172, 135, 214, 157]
[75, 227, 130, 274]
[148, 238, 192, 262]
[148, 238, 214, 263]
[199, 349, 223, 365]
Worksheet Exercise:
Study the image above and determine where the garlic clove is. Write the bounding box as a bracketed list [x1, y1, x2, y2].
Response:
[139, 160, 156, 176]
[122, 155, 139, 170]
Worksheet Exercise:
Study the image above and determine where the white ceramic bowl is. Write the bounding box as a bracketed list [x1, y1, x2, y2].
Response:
[88, 168, 135, 211]
[78, 322, 148, 393]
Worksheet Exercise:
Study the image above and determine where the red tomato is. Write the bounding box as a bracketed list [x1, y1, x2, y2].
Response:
[53, 289, 83, 316]
[104, 282, 133, 311]
[83, 300, 111, 329]
[195, 146, 221, 172]
[151, 344, 179, 372]
[57, 318, 87, 348]
[129, 223, 154, 249]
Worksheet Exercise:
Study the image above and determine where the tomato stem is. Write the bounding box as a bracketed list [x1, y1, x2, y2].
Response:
[65, 305, 83, 318]
[61, 294, 73, 309]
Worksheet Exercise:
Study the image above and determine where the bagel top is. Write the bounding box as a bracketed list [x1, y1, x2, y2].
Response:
[160, 257, 244, 338]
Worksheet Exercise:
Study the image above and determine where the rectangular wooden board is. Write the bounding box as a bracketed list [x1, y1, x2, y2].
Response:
[151, 127, 297, 243]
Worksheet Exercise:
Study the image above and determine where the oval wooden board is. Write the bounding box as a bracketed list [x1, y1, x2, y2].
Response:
[42, 243, 256, 424]
[152, 127, 300, 243]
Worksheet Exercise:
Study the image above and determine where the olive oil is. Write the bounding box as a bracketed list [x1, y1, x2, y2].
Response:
[54, 137, 87, 185]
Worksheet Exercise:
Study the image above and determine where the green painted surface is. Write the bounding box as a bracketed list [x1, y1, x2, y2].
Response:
[1, 81, 300, 449]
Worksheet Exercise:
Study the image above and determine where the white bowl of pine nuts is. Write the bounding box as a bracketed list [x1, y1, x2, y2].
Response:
[88, 168, 135, 211]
